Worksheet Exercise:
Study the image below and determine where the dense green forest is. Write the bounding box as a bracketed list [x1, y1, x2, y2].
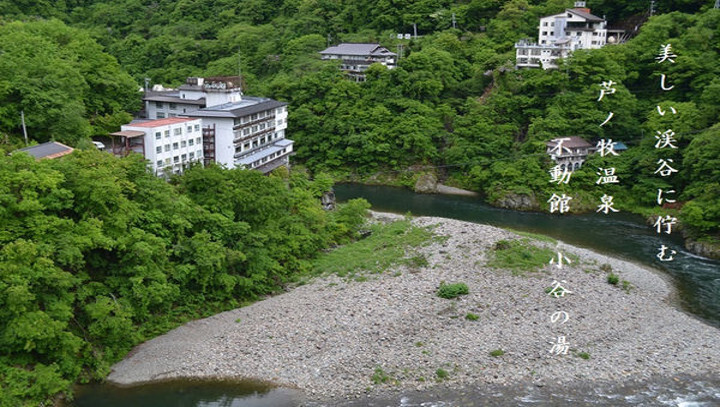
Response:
[1, 0, 719, 404]
[0, 150, 369, 406]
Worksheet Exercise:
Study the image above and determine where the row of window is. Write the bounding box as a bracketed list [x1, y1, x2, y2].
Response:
[156, 102, 180, 110]
[232, 108, 284, 127]
[155, 137, 203, 154]
[246, 148, 288, 169]
[155, 151, 203, 168]
[235, 131, 284, 154]
[153, 125, 201, 140]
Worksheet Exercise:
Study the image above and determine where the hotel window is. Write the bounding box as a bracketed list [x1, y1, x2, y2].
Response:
[173, 156, 179, 163]
[164, 130, 170, 138]
[156, 160, 163, 167]
[156, 102, 164, 108]
[164, 144, 170, 152]
[157, 112, 166, 118]
[252, 140, 258, 148]
[165, 158, 171, 165]
[196, 150, 202, 157]
[189, 152, 195, 159]
[196, 137, 201, 144]
[243, 143, 250, 150]
[251, 114, 258, 120]
[194, 124, 200, 131]
[252, 125, 258, 132]
[260, 137, 266, 144]
[169, 103, 177, 110]
[259, 123, 265, 130]
[181, 140, 187, 148]
[156, 146, 162, 154]
[181, 154, 187, 161]
[187, 126, 192, 133]
[243, 128, 250, 135]
[189, 139, 194, 146]
[155, 132, 162, 140]
[173, 142, 179, 150]
[174, 128, 182, 136]
[259, 111, 265, 118]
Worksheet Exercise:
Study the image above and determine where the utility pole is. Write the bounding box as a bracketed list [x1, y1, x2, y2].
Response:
[650, 0, 656, 16]
[413, 23, 417, 39]
[397, 43, 404, 59]
[238, 51, 244, 95]
[452, 13, 456, 29]
[20, 110, 28, 146]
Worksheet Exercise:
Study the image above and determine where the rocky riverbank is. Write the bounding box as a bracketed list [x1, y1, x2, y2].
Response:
[107, 213, 720, 403]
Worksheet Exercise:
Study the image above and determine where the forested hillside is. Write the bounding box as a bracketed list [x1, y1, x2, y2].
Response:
[0, 1, 719, 404]
[1, 1, 717, 239]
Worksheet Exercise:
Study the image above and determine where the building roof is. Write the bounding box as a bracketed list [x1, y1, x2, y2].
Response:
[16, 141, 74, 160]
[126, 117, 198, 128]
[186, 97, 286, 119]
[110, 130, 146, 138]
[320, 43, 396, 57]
[567, 8, 604, 22]
[546, 136, 592, 149]
[143, 94, 206, 105]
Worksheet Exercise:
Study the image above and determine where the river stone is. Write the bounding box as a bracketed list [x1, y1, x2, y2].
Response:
[414, 173, 438, 194]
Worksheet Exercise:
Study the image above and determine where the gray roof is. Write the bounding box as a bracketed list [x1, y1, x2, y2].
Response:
[568, 8, 604, 22]
[16, 141, 74, 160]
[320, 43, 396, 57]
[186, 97, 286, 119]
[143, 94, 206, 105]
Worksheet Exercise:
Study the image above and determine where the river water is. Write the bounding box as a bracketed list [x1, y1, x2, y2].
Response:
[73, 184, 720, 407]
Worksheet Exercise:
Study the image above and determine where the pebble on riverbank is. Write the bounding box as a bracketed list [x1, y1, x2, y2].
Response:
[107, 213, 720, 402]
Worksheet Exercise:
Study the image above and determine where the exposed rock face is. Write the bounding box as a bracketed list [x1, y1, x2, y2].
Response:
[494, 193, 539, 211]
[321, 190, 336, 211]
[685, 239, 720, 260]
[414, 173, 438, 194]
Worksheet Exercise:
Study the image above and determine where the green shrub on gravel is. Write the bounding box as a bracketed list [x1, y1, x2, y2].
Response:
[436, 282, 469, 299]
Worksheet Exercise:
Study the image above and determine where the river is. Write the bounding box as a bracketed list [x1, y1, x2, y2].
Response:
[73, 184, 720, 407]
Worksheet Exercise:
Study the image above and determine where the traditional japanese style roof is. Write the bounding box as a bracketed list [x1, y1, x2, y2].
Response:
[186, 97, 286, 119]
[320, 43, 396, 57]
[126, 117, 197, 128]
[546, 136, 593, 151]
[15, 141, 74, 160]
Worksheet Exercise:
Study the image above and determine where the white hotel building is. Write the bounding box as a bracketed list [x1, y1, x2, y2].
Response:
[515, 2, 607, 70]
[110, 117, 204, 176]
[139, 76, 292, 173]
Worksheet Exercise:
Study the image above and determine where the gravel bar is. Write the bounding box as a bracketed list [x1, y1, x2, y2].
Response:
[107, 213, 720, 402]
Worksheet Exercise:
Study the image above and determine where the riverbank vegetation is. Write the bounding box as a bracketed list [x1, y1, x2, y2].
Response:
[0, 151, 369, 406]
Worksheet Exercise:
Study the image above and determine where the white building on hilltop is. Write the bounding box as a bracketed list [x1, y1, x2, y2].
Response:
[515, 2, 607, 70]
[140, 76, 292, 174]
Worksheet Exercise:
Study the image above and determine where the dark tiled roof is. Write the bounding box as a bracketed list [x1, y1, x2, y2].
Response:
[16, 141, 74, 160]
[186, 97, 286, 119]
[568, 8, 604, 22]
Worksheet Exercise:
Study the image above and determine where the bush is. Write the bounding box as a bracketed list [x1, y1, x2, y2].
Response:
[436, 282, 469, 299]
[435, 368, 449, 380]
[607, 273, 619, 285]
[489, 349, 505, 357]
[371, 367, 390, 384]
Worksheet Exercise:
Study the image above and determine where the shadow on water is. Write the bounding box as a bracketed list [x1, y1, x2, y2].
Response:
[334, 184, 720, 328]
[70, 379, 303, 407]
